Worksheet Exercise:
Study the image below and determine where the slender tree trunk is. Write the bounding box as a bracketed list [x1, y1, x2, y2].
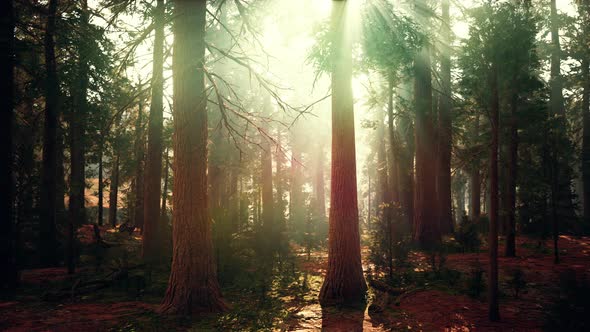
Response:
[142, 0, 165, 261]
[582, 47, 590, 230]
[505, 83, 518, 257]
[97, 137, 104, 226]
[261, 98, 275, 254]
[399, 107, 415, 231]
[160, 147, 169, 223]
[134, 105, 145, 230]
[437, 0, 453, 234]
[470, 115, 481, 221]
[39, 0, 59, 267]
[0, 0, 17, 295]
[55, 124, 65, 221]
[108, 153, 120, 228]
[550, 0, 570, 263]
[319, 0, 367, 305]
[160, 0, 226, 314]
[386, 76, 399, 203]
[488, 62, 500, 322]
[16, 99, 35, 277]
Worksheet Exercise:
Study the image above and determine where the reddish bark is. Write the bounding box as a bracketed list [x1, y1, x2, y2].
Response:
[319, 0, 367, 305]
[142, 0, 165, 261]
[160, 0, 226, 314]
[437, 0, 453, 235]
[413, 43, 440, 247]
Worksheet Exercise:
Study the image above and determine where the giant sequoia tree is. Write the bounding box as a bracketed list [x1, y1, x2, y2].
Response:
[319, 0, 367, 305]
[412, 0, 439, 247]
[160, 0, 226, 314]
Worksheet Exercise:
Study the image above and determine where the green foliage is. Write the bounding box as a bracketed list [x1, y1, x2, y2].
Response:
[454, 215, 482, 253]
[465, 260, 486, 299]
[506, 268, 527, 299]
[369, 203, 411, 279]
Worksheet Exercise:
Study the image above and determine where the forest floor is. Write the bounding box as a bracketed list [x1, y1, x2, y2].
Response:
[1, 226, 589, 331]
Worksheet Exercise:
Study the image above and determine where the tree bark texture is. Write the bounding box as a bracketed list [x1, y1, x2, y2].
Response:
[142, 0, 165, 261]
[160, 0, 226, 314]
[319, 0, 367, 305]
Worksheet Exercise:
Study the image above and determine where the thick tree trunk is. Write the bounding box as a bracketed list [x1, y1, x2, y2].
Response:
[505, 84, 518, 257]
[97, 137, 104, 226]
[488, 62, 500, 322]
[319, 0, 367, 305]
[108, 153, 120, 228]
[160, 0, 226, 314]
[142, 0, 165, 261]
[470, 115, 481, 221]
[0, 0, 17, 295]
[413, 44, 440, 247]
[39, 0, 59, 267]
[437, 0, 453, 234]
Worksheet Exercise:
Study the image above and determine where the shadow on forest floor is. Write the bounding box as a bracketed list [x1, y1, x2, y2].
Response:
[1, 226, 590, 331]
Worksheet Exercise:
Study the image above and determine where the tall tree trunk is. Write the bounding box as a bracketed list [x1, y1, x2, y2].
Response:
[399, 104, 415, 231]
[160, 0, 226, 314]
[261, 98, 275, 254]
[549, 0, 571, 264]
[582, 0, 590, 231]
[470, 115, 481, 221]
[413, 25, 439, 246]
[142, 0, 165, 261]
[275, 130, 287, 254]
[319, 0, 367, 305]
[0, 0, 17, 295]
[290, 129, 305, 241]
[488, 61, 500, 322]
[97, 137, 104, 226]
[437, 0, 453, 234]
[39, 0, 59, 267]
[386, 76, 399, 203]
[505, 82, 518, 257]
[55, 124, 65, 221]
[134, 105, 145, 230]
[67, 0, 90, 274]
[584, 58, 590, 231]
[108, 152, 120, 228]
[16, 99, 35, 277]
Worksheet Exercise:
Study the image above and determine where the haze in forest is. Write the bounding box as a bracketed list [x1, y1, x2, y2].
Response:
[2, 0, 590, 330]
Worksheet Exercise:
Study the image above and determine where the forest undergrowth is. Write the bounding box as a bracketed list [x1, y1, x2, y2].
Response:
[1, 225, 589, 331]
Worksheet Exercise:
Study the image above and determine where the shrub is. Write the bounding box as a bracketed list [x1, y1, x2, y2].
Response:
[455, 215, 482, 252]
